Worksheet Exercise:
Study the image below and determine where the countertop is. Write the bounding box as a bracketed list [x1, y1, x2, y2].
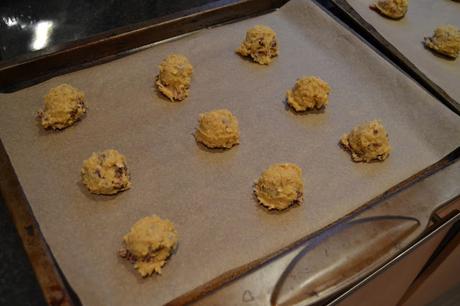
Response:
[0, 0, 219, 61]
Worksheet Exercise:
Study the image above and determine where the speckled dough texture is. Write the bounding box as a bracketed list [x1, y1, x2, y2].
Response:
[194, 109, 240, 149]
[424, 25, 460, 59]
[156, 54, 193, 102]
[37, 84, 87, 130]
[371, 0, 408, 19]
[0, 1, 460, 306]
[254, 163, 304, 210]
[119, 215, 178, 277]
[236, 25, 278, 65]
[286, 76, 331, 111]
[340, 120, 391, 162]
[81, 149, 131, 195]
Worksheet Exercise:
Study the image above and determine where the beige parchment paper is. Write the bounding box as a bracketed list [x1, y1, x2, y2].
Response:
[0, 1, 459, 305]
[346, 0, 460, 103]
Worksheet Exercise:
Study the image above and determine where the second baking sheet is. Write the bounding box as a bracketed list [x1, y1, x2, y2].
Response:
[0, 0, 460, 305]
[345, 0, 460, 105]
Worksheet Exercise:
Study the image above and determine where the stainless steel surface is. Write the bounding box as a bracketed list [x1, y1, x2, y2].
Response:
[329, 210, 460, 306]
[194, 159, 460, 305]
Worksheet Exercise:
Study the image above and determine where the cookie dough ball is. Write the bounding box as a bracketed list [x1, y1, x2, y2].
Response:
[286, 76, 331, 111]
[155, 54, 193, 102]
[119, 215, 178, 277]
[37, 84, 87, 130]
[236, 25, 278, 65]
[81, 149, 131, 195]
[340, 120, 391, 163]
[254, 163, 304, 210]
[371, 0, 408, 19]
[424, 25, 460, 59]
[195, 109, 240, 149]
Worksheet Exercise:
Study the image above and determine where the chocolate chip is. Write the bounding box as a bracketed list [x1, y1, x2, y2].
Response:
[115, 166, 127, 178]
[69, 108, 78, 120]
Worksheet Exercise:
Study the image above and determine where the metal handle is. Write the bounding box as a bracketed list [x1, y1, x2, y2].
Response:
[271, 215, 420, 305]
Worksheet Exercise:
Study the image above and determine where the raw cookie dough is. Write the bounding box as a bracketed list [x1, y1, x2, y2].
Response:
[254, 163, 304, 211]
[236, 25, 278, 65]
[340, 120, 391, 163]
[155, 54, 193, 102]
[81, 149, 131, 195]
[119, 215, 178, 277]
[37, 84, 87, 130]
[424, 25, 460, 59]
[194, 109, 240, 149]
[371, 0, 408, 19]
[286, 76, 331, 111]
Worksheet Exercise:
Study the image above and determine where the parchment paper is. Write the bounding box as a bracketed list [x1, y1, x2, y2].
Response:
[346, 0, 460, 103]
[1, 1, 459, 305]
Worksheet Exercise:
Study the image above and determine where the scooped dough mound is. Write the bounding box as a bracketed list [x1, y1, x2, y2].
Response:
[340, 120, 391, 163]
[195, 109, 240, 149]
[286, 76, 331, 111]
[119, 215, 178, 277]
[236, 25, 278, 65]
[37, 84, 87, 130]
[254, 163, 304, 211]
[371, 0, 408, 19]
[424, 25, 460, 59]
[156, 54, 193, 102]
[81, 149, 131, 195]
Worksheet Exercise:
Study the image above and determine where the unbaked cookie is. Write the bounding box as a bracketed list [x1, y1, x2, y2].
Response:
[194, 109, 240, 149]
[81, 149, 131, 195]
[37, 84, 87, 130]
[286, 76, 331, 111]
[236, 25, 278, 65]
[119, 215, 178, 277]
[254, 163, 304, 210]
[371, 0, 408, 19]
[156, 54, 193, 102]
[424, 25, 460, 59]
[340, 120, 391, 163]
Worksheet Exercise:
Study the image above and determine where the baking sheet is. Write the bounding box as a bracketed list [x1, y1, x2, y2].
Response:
[0, 1, 460, 305]
[345, 0, 460, 104]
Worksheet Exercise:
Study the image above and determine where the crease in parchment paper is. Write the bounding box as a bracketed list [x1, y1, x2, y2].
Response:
[0, 0, 459, 305]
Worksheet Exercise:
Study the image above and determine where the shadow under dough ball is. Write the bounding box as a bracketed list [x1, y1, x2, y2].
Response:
[81, 149, 131, 195]
[286, 76, 331, 112]
[370, 0, 408, 19]
[194, 109, 240, 149]
[340, 120, 391, 163]
[236, 25, 278, 65]
[37, 83, 87, 130]
[155, 54, 193, 102]
[424, 25, 460, 59]
[119, 215, 178, 277]
[254, 163, 304, 211]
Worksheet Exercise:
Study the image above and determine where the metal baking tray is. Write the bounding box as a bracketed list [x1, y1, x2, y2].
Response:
[331, 0, 460, 115]
[0, 0, 459, 305]
[0, 2, 288, 305]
